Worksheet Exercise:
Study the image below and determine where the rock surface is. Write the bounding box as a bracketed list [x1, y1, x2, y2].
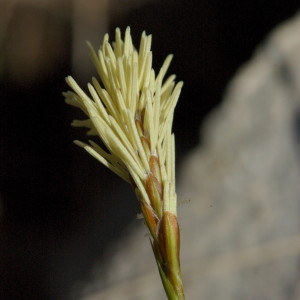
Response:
[79, 12, 300, 300]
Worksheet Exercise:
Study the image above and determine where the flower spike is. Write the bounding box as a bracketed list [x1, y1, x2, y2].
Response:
[64, 27, 184, 299]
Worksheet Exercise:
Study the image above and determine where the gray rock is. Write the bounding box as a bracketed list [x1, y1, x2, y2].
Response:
[79, 12, 300, 300]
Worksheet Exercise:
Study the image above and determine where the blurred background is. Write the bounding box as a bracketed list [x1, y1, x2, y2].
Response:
[0, 0, 299, 299]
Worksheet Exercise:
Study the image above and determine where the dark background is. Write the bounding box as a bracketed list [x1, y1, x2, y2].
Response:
[0, 1, 299, 299]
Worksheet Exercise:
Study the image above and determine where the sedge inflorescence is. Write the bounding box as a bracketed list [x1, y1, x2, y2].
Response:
[64, 27, 185, 299]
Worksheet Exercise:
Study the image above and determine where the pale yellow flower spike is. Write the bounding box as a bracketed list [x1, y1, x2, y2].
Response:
[64, 27, 185, 300]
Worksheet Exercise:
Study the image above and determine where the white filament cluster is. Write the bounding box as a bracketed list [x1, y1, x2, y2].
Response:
[64, 27, 182, 214]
